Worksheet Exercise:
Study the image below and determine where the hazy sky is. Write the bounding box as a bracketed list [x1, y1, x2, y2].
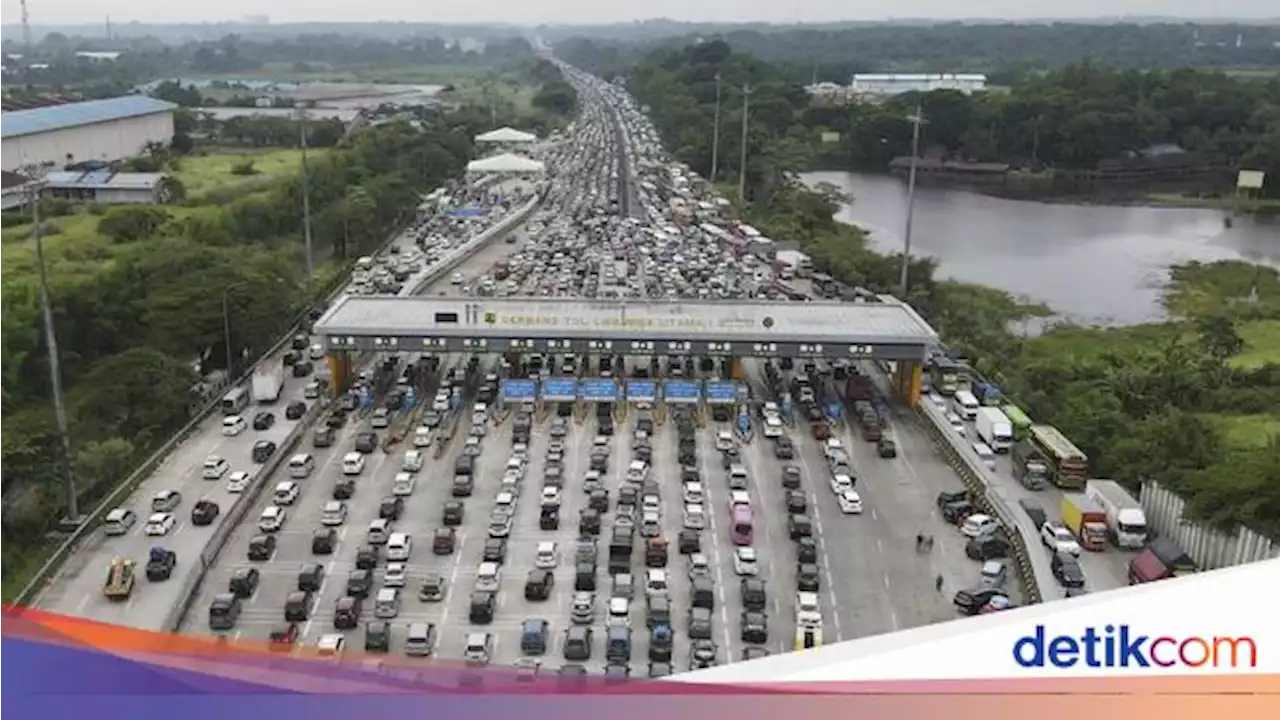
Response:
[2, 1, 1275, 27]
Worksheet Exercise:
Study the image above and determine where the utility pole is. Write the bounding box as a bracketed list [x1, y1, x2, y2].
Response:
[898, 104, 927, 299]
[26, 165, 80, 525]
[221, 287, 236, 375]
[738, 83, 752, 204]
[297, 108, 314, 291]
[710, 72, 722, 183]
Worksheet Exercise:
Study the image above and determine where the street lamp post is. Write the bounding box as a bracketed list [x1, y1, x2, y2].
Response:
[297, 108, 315, 292]
[898, 104, 927, 299]
[710, 72, 722, 183]
[738, 83, 752, 204]
[24, 165, 80, 525]
[221, 285, 239, 375]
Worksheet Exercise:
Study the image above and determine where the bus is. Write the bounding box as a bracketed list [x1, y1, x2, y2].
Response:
[1029, 424, 1089, 490]
[928, 357, 965, 396]
[730, 505, 754, 545]
[220, 387, 249, 415]
[1001, 404, 1034, 441]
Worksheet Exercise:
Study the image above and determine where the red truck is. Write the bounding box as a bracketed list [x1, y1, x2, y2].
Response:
[845, 375, 874, 402]
[1128, 537, 1196, 584]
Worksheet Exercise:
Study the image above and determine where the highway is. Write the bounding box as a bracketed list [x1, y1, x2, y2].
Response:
[924, 390, 1131, 595]
[32, 184, 535, 631]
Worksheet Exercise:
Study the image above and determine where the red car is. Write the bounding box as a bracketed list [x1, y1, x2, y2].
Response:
[268, 623, 299, 651]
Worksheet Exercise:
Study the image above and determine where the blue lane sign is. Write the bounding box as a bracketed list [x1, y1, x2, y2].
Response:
[664, 380, 699, 403]
[705, 381, 737, 405]
[581, 378, 618, 402]
[501, 379, 537, 401]
[627, 380, 657, 401]
[543, 377, 578, 402]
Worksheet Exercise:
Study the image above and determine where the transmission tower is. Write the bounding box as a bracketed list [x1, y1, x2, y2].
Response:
[21, 0, 33, 53]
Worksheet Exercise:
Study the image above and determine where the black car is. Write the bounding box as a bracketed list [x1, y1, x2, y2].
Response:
[347, 569, 373, 598]
[365, 621, 391, 653]
[284, 591, 312, 622]
[1052, 551, 1087, 588]
[689, 639, 718, 669]
[312, 528, 337, 555]
[953, 587, 1009, 616]
[251, 441, 277, 464]
[285, 401, 307, 421]
[525, 569, 555, 601]
[579, 508, 601, 535]
[483, 537, 507, 563]
[740, 611, 768, 644]
[797, 563, 821, 591]
[292, 361, 313, 378]
[354, 432, 378, 454]
[379, 496, 404, 521]
[678, 529, 701, 555]
[942, 501, 977, 524]
[229, 567, 260, 598]
[442, 501, 465, 526]
[966, 535, 1011, 560]
[332, 477, 355, 500]
[785, 490, 807, 514]
[190, 499, 220, 526]
[247, 534, 276, 561]
[355, 545, 379, 570]
[781, 466, 802, 489]
[298, 564, 324, 592]
[253, 412, 275, 431]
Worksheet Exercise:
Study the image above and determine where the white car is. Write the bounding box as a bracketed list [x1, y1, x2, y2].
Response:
[258, 506, 286, 532]
[371, 408, 391, 428]
[945, 412, 966, 435]
[226, 470, 253, 493]
[384, 562, 408, 588]
[386, 532, 412, 561]
[642, 494, 661, 513]
[144, 512, 176, 536]
[961, 513, 1000, 538]
[729, 490, 751, 509]
[715, 431, 735, 452]
[475, 562, 501, 592]
[534, 541, 558, 569]
[342, 452, 365, 476]
[541, 487, 561, 507]
[733, 547, 759, 576]
[763, 417, 783, 438]
[837, 490, 864, 514]
[451, 272, 464, 285]
[830, 474, 854, 494]
[273, 481, 300, 506]
[683, 503, 707, 530]
[402, 450, 424, 473]
[201, 456, 229, 480]
[1041, 522, 1082, 555]
[682, 482, 705, 505]
[321, 501, 348, 526]
[432, 395, 449, 412]
[221, 415, 247, 436]
[392, 473, 416, 496]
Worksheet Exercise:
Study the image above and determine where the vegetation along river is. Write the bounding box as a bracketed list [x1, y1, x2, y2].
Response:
[804, 171, 1280, 326]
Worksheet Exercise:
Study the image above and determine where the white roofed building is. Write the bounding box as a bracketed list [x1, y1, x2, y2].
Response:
[465, 153, 546, 175]
[850, 74, 987, 98]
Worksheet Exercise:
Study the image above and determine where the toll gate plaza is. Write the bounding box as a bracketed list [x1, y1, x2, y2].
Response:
[313, 296, 940, 404]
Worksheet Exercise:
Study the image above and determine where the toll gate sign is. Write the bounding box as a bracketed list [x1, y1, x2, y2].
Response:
[663, 380, 699, 404]
[627, 380, 657, 401]
[542, 378, 578, 402]
[581, 378, 618, 402]
[501, 379, 537, 401]
[705, 381, 738, 405]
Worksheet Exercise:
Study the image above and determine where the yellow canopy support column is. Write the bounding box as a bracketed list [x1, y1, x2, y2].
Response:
[327, 352, 352, 395]
[898, 361, 923, 407]
[729, 357, 745, 381]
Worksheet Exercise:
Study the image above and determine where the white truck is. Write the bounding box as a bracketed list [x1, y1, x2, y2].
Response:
[974, 407, 1014, 453]
[251, 358, 285, 403]
[1086, 479, 1150, 549]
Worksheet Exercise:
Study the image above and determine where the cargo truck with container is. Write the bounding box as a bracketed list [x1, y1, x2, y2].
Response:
[973, 380, 1003, 407]
[1128, 537, 1196, 585]
[1030, 425, 1088, 490]
[974, 407, 1014, 453]
[1010, 440, 1049, 489]
[252, 358, 286, 403]
[1060, 495, 1108, 551]
[1085, 479, 1150, 549]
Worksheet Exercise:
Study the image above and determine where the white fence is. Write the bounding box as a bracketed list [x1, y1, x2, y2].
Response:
[1140, 480, 1278, 569]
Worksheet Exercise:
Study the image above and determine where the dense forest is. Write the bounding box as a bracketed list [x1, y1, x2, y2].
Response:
[610, 40, 1280, 194]
[621, 42, 1280, 540]
[558, 22, 1280, 78]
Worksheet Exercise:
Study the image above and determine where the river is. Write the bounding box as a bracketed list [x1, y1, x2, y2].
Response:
[803, 171, 1280, 326]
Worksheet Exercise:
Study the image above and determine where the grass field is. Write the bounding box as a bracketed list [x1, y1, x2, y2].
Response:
[1230, 319, 1280, 370]
[441, 77, 538, 114]
[1203, 413, 1280, 449]
[174, 149, 308, 202]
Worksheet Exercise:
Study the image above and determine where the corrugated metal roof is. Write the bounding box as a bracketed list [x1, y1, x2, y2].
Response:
[43, 170, 167, 191]
[1, 96, 177, 139]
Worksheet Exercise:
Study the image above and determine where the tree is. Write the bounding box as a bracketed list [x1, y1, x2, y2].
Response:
[1196, 314, 1245, 361]
[97, 206, 170, 243]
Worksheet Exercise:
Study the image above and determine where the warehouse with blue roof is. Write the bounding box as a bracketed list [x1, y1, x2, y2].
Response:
[1, 96, 177, 172]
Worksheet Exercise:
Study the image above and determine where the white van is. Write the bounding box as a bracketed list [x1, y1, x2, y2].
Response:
[402, 450, 424, 473]
[342, 452, 365, 476]
[625, 460, 649, 484]
[386, 532, 412, 561]
[288, 453, 314, 479]
[273, 481, 300, 505]
[374, 588, 400, 619]
[952, 390, 980, 420]
[972, 442, 997, 471]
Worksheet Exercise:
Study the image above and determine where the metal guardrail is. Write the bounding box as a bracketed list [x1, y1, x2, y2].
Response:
[914, 401, 1051, 604]
[13, 187, 540, 609]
